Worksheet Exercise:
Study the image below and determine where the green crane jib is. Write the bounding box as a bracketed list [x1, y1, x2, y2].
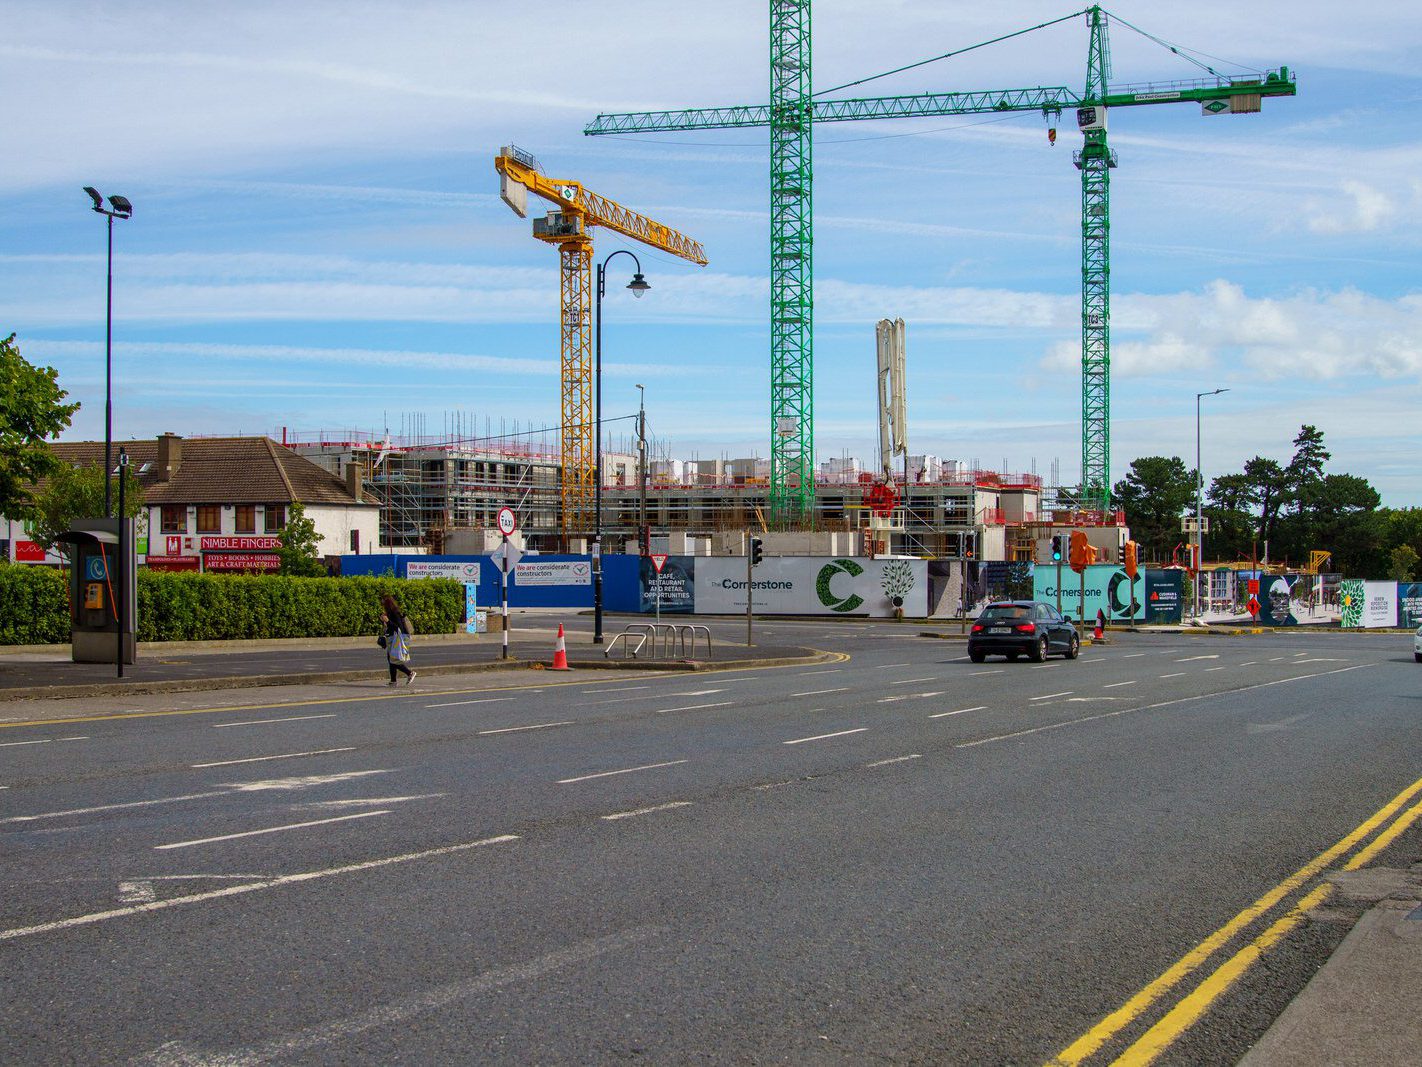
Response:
[585, 4, 1296, 522]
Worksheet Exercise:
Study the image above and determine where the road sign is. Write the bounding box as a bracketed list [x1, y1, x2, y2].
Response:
[1248, 596, 1261, 617]
[496, 507, 517, 537]
[650, 554, 669, 574]
[491, 540, 523, 571]
[1247, 579, 1260, 594]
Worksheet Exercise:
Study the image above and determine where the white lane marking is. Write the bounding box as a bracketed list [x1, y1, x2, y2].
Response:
[1268, 656, 1288, 662]
[424, 697, 516, 709]
[752, 780, 797, 791]
[191, 747, 355, 769]
[668, 689, 724, 696]
[129, 922, 659, 1067]
[557, 759, 688, 784]
[601, 801, 693, 822]
[876, 692, 946, 703]
[1295, 658, 1349, 663]
[1246, 713, 1313, 735]
[1239, 661, 1259, 667]
[58, 736, 89, 741]
[214, 714, 338, 729]
[1176, 655, 1220, 662]
[889, 677, 935, 685]
[0, 738, 54, 748]
[929, 706, 987, 719]
[969, 670, 1005, 676]
[875, 663, 912, 669]
[1122, 653, 1146, 659]
[2, 834, 519, 942]
[867, 754, 922, 767]
[477, 721, 575, 736]
[792, 687, 850, 697]
[299, 794, 446, 808]
[958, 665, 1376, 752]
[1103, 681, 1137, 689]
[1029, 664, 1059, 670]
[1030, 691, 1073, 701]
[118, 881, 156, 904]
[655, 701, 733, 715]
[1160, 672, 1186, 679]
[3, 771, 392, 824]
[796, 669, 843, 675]
[584, 685, 648, 693]
[783, 728, 868, 745]
[1294, 651, 1308, 657]
[154, 810, 390, 850]
[1205, 666, 1225, 672]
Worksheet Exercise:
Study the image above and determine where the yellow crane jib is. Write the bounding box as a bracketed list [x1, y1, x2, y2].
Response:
[494, 146, 706, 543]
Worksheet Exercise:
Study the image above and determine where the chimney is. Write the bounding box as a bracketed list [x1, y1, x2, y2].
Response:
[344, 461, 362, 502]
[156, 433, 183, 482]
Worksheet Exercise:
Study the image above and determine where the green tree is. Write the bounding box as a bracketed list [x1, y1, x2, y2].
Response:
[1389, 544, 1419, 582]
[1204, 472, 1258, 563]
[28, 462, 145, 552]
[1310, 473, 1382, 576]
[1112, 456, 1196, 562]
[276, 501, 325, 576]
[0, 334, 81, 521]
[1241, 456, 1289, 552]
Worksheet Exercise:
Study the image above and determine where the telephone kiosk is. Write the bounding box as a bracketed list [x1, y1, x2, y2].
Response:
[57, 518, 136, 665]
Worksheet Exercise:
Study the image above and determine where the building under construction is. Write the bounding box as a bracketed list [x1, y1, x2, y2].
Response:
[286, 428, 1124, 562]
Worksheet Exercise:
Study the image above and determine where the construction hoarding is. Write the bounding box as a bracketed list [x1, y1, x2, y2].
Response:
[629, 556, 926, 617]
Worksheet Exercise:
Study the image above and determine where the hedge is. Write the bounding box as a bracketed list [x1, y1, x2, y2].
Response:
[0, 566, 464, 645]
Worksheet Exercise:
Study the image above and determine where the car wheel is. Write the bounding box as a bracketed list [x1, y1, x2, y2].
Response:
[1030, 635, 1048, 663]
[1064, 633, 1080, 660]
[969, 649, 986, 664]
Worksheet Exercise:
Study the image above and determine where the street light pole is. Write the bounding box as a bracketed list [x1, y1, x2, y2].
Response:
[636, 383, 648, 556]
[83, 187, 133, 518]
[1195, 387, 1229, 622]
[593, 250, 650, 644]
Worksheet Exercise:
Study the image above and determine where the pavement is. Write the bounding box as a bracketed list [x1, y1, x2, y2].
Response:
[5, 625, 1416, 1064]
[1239, 866, 1422, 1066]
[0, 612, 827, 702]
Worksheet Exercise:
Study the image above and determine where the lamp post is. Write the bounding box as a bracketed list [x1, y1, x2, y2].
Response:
[635, 383, 648, 556]
[1195, 387, 1229, 622]
[83, 187, 133, 518]
[593, 250, 650, 644]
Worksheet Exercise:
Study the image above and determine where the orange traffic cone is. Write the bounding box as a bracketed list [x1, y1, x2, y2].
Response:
[1093, 611, 1105, 641]
[550, 623, 571, 670]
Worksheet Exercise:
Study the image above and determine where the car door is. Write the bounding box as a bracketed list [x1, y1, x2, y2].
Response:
[1034, 604, 1059, 650]
[1039, 604, 1067, 650]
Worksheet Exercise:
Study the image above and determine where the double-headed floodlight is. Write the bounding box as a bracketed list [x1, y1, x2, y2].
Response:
[83, 185, 135, 515]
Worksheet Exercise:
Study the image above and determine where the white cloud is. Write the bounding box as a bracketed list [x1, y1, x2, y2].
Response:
[1304, 179, 1397, 235]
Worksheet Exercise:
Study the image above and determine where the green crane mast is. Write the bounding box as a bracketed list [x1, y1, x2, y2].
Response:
[585, 4, 1296, 525]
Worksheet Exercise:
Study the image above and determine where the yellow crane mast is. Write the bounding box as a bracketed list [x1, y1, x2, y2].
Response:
[494, 145, 707, 542]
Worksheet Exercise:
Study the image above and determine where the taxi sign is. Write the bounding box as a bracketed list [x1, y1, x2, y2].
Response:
[496, 507, 517, 537]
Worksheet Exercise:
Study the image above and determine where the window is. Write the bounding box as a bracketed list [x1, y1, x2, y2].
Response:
[234, 505, 256, 534]
[196, 506, 221, 533]
[350, 529, 360, 552]
[265, 505, 286, 532]
[160, 506, 186, 533]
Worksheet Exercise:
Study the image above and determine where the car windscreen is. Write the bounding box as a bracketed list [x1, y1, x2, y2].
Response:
[980, 605, 1031, 621]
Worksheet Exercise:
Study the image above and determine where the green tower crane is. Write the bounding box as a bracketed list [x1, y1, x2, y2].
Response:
[585, 4, 1296, 523]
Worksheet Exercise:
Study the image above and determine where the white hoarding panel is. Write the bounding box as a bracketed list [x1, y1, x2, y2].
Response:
[515, 560, 592, 587]
[407, 561, 482, 582]
[693, 557, 926, 617]
[1362, 581, 1397, 628]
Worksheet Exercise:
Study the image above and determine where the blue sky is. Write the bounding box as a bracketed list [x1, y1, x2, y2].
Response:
[3, 1, 1420, 501]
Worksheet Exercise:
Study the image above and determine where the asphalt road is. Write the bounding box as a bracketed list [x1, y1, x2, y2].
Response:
[2, 624, 1419, 1065]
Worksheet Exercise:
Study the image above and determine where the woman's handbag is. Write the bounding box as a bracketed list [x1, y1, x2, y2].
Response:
[377, 633, 387, 649]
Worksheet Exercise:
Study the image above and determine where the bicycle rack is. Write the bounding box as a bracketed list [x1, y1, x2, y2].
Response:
[605, 622, 713, 660]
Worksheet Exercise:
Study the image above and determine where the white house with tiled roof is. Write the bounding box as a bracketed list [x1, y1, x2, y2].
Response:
[4, 433, 380, 570]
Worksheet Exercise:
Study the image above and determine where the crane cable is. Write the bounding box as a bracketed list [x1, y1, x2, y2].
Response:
[1102, 9, 1265, 79]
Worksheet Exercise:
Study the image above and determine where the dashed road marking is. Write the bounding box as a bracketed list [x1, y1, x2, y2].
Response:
[655, 702, 734, 715]
[155, 810, 390, 850]
[1104, 681, 1137, 689]
[478, 721, 575, 736]
[192, 747, 355, 769]
[1030, 691, 1073, 701]
[867, 754, 922, 768]
[601, 801, 692, 822]
[213, 714, 337, 729]
[783, 728, 868, 745]
[929, 706, 987, 719]
[557, 760, 688, 785]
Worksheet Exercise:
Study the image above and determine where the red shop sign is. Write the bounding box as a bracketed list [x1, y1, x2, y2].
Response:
[14, 540, 47, 562]
[204, 553, 281, 572]
[200, 536, 283, 552]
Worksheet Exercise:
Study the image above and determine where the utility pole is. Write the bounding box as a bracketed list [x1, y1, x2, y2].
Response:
[636, 383, 649, 555]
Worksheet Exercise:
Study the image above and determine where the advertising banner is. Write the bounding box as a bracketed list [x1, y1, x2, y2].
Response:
[1398, 583, 1422, 629]
[1256, 575, 1300, 626]
[1144, 570, 1184, 624]
[693, 557, 927, 617]
[640, 555, 695, 614]
[1033, 563, 1144, 623]
[407, 560, 482, 582]
[1340, 579, 1398, 628]
[515, 560, 592, 587]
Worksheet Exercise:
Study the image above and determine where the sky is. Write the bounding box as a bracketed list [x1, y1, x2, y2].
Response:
[3, 1, 1420, 503]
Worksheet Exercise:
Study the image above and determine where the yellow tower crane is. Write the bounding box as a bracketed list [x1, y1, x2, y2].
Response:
[494, 145, 707, 542]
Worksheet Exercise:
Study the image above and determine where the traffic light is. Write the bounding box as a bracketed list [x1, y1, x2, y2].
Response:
[750, 536, 764, 567]
[1051, 535, 1063, 562]
[1069, 530, 1092, 574]
[964, 532, 976, 560]
[1124, 540, 1139, 579]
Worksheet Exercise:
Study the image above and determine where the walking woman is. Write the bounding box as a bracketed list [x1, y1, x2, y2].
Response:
[379, 593, 417, 686]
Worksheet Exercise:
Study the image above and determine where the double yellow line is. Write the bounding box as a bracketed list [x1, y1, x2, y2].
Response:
[1049, 772, 1422, 1066]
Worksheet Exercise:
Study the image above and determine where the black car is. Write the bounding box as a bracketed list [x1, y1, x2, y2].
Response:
[968, 600, 1079, 663]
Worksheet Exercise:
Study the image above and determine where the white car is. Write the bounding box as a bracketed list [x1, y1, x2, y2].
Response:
[1415, 625, 1422, 663]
